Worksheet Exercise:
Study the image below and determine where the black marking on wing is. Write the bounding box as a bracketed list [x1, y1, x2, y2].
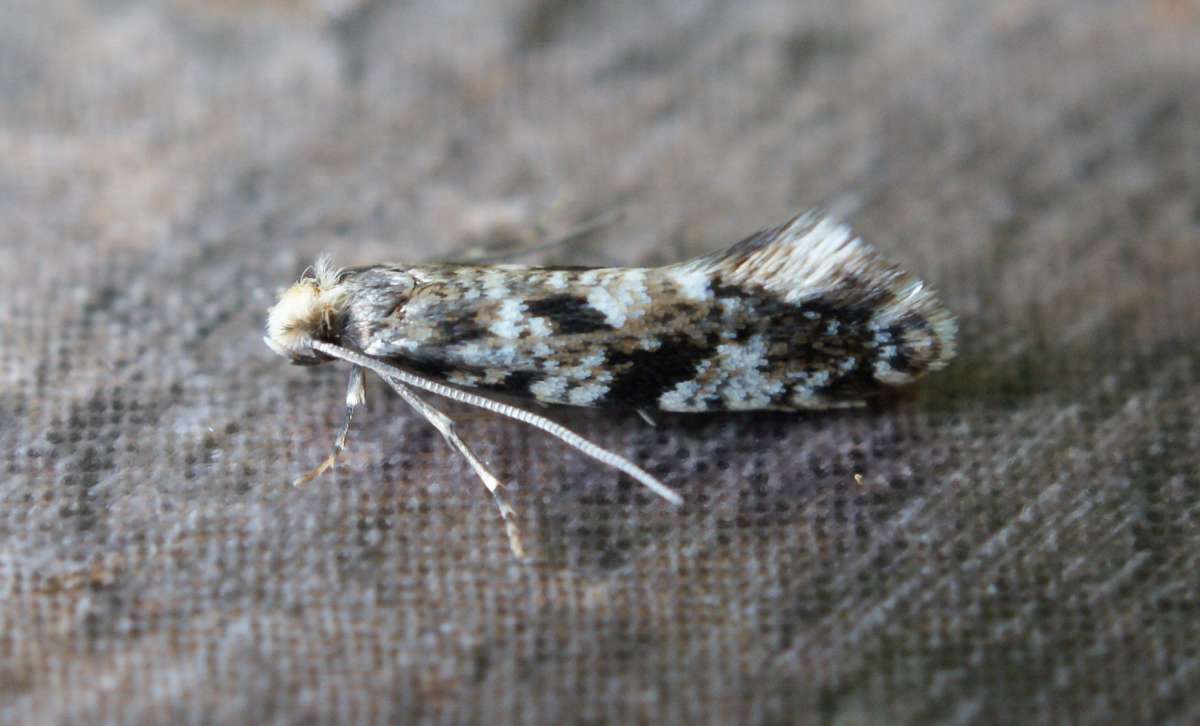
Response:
[479, 369, 543, 397]
[891, 312, 939, 369]
[524, 294, 613, 335]
[395, 356, 456, 382]
[430, 308, 490, 345]
[795, 297, 874, 327]
[603, 334, 715, 408]
[708, 281, 750, 300]
[880, 323, 919, 376]
[820, 363, 883, 402]
[702, 291, 888, 405]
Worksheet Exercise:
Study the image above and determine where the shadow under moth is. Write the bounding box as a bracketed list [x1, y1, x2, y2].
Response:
[264, 212, 957, 557]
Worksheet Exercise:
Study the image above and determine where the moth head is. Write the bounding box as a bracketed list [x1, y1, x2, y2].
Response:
[264, 255, 351, 365]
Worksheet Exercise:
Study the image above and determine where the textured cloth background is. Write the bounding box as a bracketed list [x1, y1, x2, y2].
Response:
[2, 1, 1199, 724]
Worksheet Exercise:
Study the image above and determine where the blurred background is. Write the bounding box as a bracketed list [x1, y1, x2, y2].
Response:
[1, 1, 1198, 723]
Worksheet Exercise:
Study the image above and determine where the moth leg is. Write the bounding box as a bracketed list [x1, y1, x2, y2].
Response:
[294, 366, 365, 487]
[636, 409, 658, 427]
[382, 375, 526, 559]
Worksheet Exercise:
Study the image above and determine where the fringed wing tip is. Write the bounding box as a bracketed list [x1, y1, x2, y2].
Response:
[689, 211, 890, 296]
[692, 211, 959, 379]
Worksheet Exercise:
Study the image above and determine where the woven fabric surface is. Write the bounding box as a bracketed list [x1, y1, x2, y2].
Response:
[2, 1, 1198, 724]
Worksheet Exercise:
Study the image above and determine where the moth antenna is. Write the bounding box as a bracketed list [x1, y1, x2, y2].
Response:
[309, 341, 683, 505]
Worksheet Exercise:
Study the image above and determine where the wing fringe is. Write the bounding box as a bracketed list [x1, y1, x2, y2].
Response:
[681, 211, 957, 378]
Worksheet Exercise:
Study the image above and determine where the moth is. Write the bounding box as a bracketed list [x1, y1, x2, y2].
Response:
[264, 212, 957, 557]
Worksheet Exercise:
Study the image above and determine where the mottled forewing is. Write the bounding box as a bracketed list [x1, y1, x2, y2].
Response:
[348, 229, 952, 412]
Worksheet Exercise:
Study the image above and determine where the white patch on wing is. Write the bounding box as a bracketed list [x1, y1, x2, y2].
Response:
[666, 268, 712, 301]
[561, 350, 606, 380]
[581, 349, 605, 367]
[713, 335, 781, 409]
[568, 383, 609, 406]
[487, 299, 552, 339]
[530, 377, 568, 401]
[656, 336, 786, 411]
[586, 287, 626, 328]
[489, 299, 527, 338]
[366, 337, 418, 356]
[658, 380, 702, 411]
[603, 269, 651, 319]
[455, 342, 520, 368]
[481, 268, 518, 300]
[546, 271, 569, 290]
